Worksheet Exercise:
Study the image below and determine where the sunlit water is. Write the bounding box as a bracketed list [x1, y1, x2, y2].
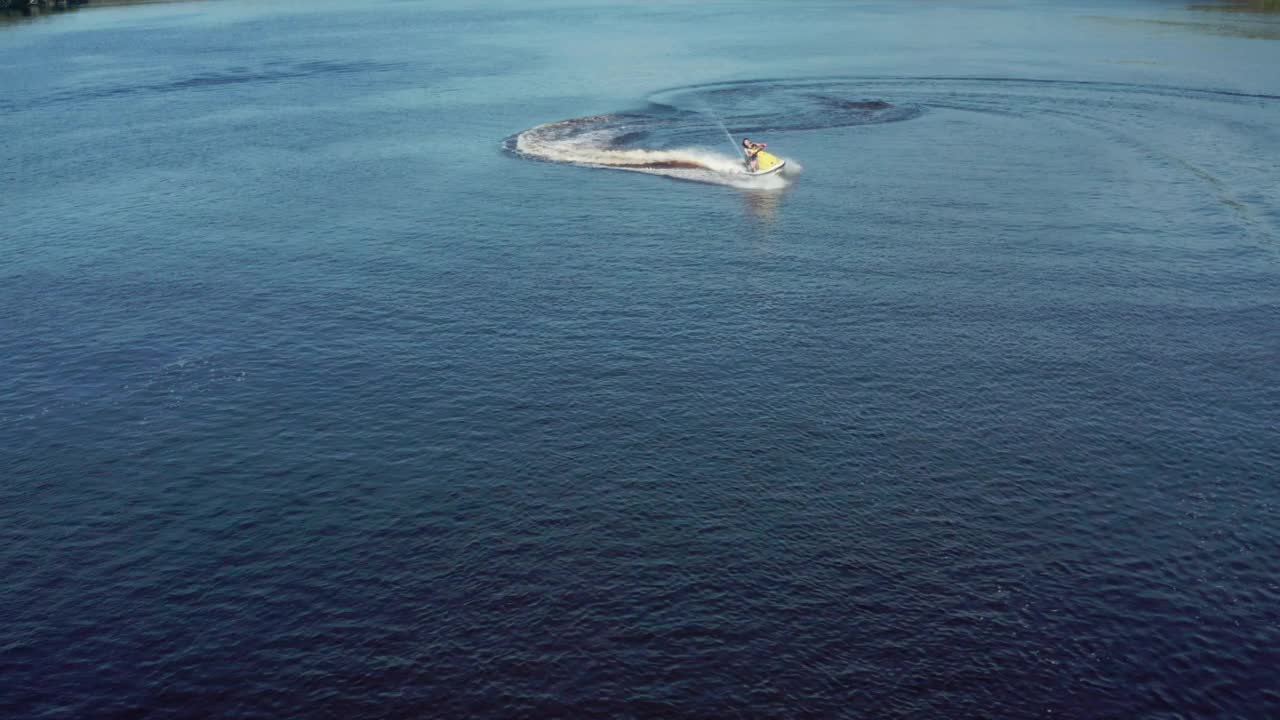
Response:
[2, 0, 1278, 717]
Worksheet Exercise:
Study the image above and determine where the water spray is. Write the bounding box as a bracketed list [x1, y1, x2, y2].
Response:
[697, 100, 745, 163]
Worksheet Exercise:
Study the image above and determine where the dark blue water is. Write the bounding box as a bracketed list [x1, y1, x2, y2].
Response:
[3, 1, 1279, 717]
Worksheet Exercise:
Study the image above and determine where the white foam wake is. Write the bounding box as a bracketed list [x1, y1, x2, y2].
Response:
[513, 117, 793, 189]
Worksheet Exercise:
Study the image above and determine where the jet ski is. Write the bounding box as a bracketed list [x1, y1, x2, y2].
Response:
[746, 150, 786, 175]
[742, 140, 786, 176]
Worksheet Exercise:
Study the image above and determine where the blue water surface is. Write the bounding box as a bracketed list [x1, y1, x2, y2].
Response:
[2, 0, 1278, 717]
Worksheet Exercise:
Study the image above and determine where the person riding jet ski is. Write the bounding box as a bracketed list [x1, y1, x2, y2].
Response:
[742, 138, 765, 171]
[741, 138, 784, 174]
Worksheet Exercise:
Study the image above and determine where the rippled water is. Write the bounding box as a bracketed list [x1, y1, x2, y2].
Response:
[3, 0, 1279, 717]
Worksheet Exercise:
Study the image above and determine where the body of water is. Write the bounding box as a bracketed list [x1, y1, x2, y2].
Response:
[2, 0, 1278, 717]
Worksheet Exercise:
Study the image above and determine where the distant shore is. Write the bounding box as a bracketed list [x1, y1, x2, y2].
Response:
[2, 0, 184, 19]
[5, 0, 1278, 22]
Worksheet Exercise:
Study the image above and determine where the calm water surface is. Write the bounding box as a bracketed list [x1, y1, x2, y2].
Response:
[2, 0, 1278, 717]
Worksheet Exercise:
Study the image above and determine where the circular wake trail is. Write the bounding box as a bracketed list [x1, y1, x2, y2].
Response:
[507, 81, 918, 187]
[507, 76, 1277, 228]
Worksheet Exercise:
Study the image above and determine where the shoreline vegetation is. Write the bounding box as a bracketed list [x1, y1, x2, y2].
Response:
[2, 0, 182, 19]
[1189, 0, 1280, 8]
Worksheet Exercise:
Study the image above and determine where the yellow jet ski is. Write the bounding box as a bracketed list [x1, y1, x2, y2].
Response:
[743, 140, 786, 176]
